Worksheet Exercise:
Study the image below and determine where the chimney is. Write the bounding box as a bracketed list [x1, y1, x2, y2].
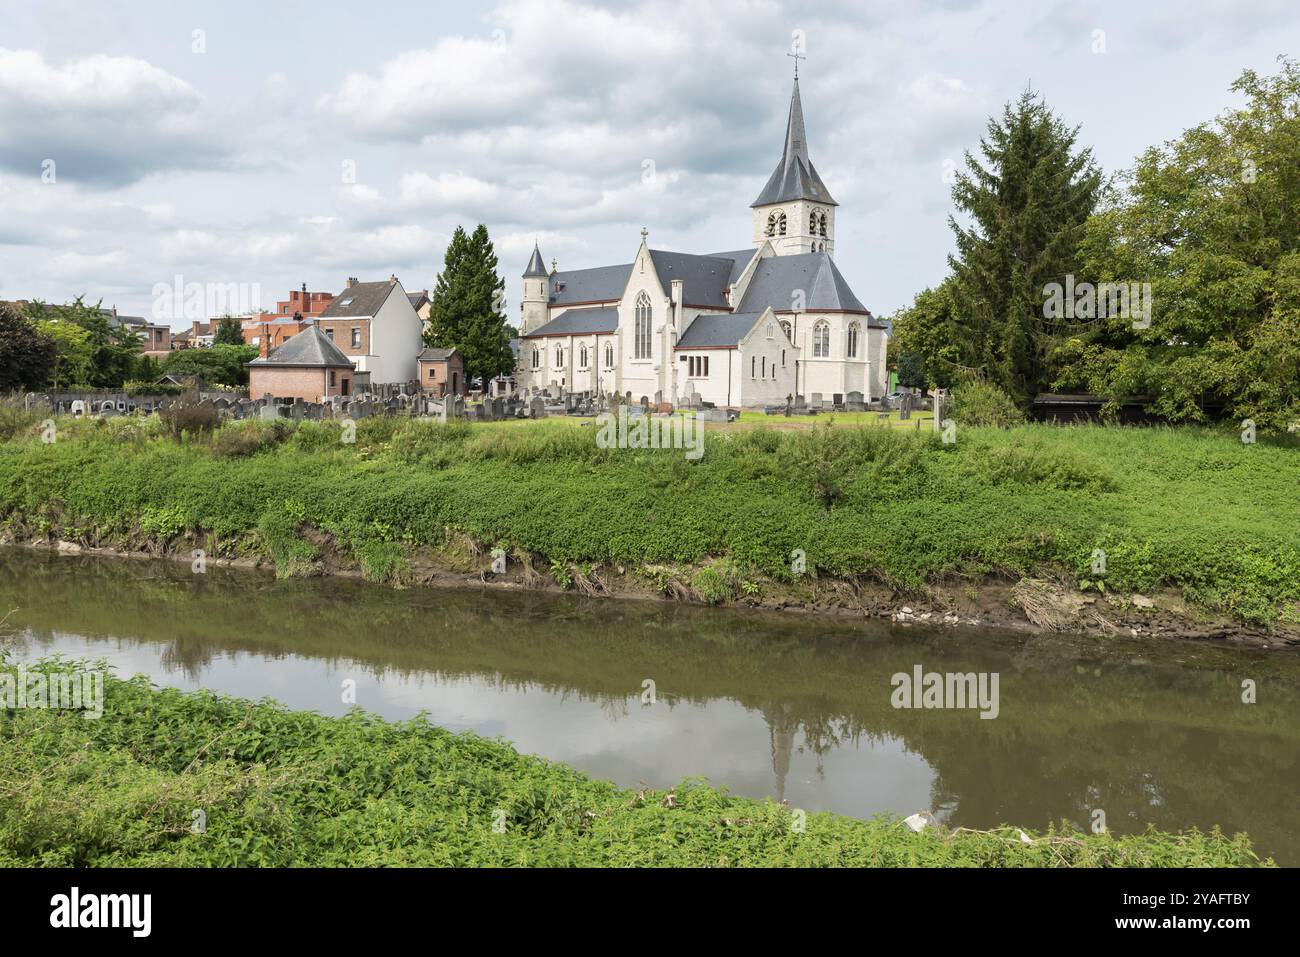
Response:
[302, 282, 307, 294]
[346, 277, 358, 288]
[192, 319, 201, 338]
[389, 274, 398, 285]
[259, 323, 271, 358]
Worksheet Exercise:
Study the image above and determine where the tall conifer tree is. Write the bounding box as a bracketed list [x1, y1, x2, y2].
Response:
[425, 224, 515, 387]
[948, 90, 1100, 405]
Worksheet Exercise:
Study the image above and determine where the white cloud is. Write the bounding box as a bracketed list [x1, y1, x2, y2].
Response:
[0, 48, 226, 185]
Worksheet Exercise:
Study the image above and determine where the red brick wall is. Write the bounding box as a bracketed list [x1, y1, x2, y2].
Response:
[317, 319, 371, 357]
[249, 367, 352, 402]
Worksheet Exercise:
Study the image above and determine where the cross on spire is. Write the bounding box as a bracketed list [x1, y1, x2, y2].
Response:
[787, 49, 805, 79]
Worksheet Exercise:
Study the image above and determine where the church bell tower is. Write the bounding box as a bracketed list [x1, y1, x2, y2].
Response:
[750, 77, 837, 257]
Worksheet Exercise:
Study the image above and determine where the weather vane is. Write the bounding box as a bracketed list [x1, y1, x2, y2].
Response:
[787, 49, 805, 79]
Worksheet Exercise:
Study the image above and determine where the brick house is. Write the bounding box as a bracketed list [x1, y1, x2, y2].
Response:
[247, 324, 355, 401]
[240, 284, 336, 350]
[315, 276, 424, 384]
[417, 347, 465, 397]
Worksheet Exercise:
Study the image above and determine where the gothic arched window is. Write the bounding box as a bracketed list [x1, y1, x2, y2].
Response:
[634, 291, 652, 360]
[779, 320, 792, 340]
[777, 212, 787, 236]
[813, 320, 830, 358]
[555, 345, 564, 367]
[765, 212, 777, 237]
[847, 321, 860, 359]
[818, 211, 828, 237]
[531, 346, 540, 369]
[579, 345, 589, 369]
[604, 342, 614, 368]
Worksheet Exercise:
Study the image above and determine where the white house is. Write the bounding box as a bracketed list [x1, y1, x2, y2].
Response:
[315, 275, 424, 384]
[516, 77, 887, 408]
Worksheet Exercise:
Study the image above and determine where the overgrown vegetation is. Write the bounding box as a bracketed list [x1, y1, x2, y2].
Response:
[0, 660, 1268, 867]
[2, 414, 1299, 626]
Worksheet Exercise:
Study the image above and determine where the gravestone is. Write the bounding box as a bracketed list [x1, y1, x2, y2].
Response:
[846, 390, 865, 412]
[529, 395, 546, 419]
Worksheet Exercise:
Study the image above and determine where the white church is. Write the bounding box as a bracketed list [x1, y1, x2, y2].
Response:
[516, 77, 887, 409]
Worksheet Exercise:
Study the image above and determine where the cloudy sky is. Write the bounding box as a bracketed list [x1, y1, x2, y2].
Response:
[1, 0, 1296, 325]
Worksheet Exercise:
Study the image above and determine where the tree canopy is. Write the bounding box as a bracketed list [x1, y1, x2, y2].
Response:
[1050, 57, 1300, 428]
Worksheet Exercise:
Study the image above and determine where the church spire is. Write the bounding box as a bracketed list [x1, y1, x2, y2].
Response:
[751, 77, 837, 208]
[522, 240, 548, 278]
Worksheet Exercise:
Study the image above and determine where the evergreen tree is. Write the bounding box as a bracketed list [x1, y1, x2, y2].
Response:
[948, 90, 1101, 406]
[214, 316, 245, 345]
[425, 224, 515, 387]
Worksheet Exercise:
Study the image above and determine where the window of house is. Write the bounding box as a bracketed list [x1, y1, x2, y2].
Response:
[604, 342, 614, 368]
[329, 370, 336, 387]
[428, 367, 436, 380]
[847, 321, 860, 359]
[634, 291, 652, 360]
[813, 320, 830, 358]
[324, 329, 334, 341]
[351, 328, 360, 348]
[687, 355, 710, 377]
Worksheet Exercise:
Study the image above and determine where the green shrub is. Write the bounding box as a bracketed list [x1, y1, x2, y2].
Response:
[157, 391, 220, 439]
[949, 381, 1025, 428]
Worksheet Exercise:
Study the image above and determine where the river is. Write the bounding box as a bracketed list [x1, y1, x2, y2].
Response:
[2, 548, 1297, 863]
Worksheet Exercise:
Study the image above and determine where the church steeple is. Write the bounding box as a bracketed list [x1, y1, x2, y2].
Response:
[750, 77, 837, 256]
[751, 78, 837, 208]
[522, 241, 548, 278]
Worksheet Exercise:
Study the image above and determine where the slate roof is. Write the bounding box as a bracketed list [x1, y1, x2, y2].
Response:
[675, 312, 765, 349]
[318, 281, 396, 319]
[544, 249, 748, 310]
[706, 248, 759, 286]
[407, 290, 429, 310]
[522, 306, 620, 339]
[248, 324, 354, 367]
[418, 347, 458, 361]
[737, 252, 877, 321]
[647, 250, 737, 308]
[752, 78, 837, 208]
[547, 263, 632, 305]
[523, 243, 549, 278]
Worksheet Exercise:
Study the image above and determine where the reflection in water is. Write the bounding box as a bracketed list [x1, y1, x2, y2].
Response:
[2, 548, 1298, 863]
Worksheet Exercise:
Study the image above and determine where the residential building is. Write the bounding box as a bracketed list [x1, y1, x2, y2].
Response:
[314, 275, 424, 384]
[247, 324, 355, 401]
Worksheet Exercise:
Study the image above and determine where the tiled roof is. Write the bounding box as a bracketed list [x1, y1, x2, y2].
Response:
[248, 324, 353, 367]
[675, 312, 765, 349]
[523, 306, 620, 338]
[319, 281, 396, 319]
